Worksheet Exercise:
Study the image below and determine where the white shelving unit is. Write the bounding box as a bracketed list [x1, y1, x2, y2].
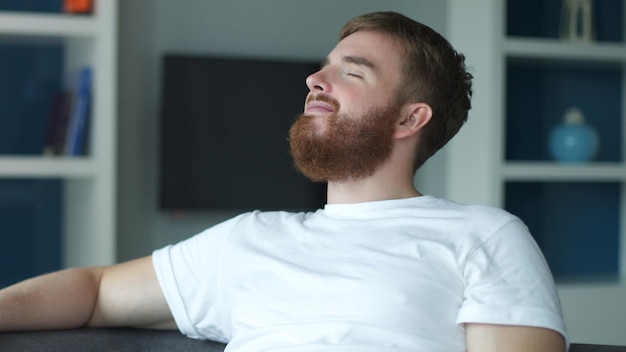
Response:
[0, 2, 117, 268]
[446, 0, 626, 344]
[500, 1, 626, 280]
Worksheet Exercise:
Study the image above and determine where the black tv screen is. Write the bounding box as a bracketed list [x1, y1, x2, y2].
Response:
[159, 55, 326, 211]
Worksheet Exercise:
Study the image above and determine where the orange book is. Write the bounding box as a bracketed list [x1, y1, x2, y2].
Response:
[64, 0, 93, 14]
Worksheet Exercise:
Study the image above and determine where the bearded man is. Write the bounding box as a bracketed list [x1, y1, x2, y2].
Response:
[0, 11, 567, 352]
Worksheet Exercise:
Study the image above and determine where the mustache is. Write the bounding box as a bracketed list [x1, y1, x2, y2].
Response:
[306, 93, 340, 110]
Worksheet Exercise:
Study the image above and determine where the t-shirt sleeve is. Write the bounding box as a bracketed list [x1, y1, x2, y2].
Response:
[152, 214, 246, 342]
[456, 218, 569, 348]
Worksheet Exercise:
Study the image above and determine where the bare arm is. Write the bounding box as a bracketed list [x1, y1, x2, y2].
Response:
[0, 256, 175, 332]
[466, 323, 566, 352]
[87, 256, 175, 329]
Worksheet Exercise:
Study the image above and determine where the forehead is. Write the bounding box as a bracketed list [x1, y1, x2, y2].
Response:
[328, 30, 404, 76]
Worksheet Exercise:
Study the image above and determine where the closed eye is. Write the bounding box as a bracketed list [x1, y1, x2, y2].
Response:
[343, 68, 364, 79]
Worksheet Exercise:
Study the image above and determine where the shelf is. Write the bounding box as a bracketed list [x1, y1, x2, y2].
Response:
[504, 162, 626, 181]
[0, 12, 96, 37]
[505, 38, 626, 63]
[0, 156, 96, 178]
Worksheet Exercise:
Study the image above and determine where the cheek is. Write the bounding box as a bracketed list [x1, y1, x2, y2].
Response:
[336, 97, 363, 118]
[341, 91, 391, 117]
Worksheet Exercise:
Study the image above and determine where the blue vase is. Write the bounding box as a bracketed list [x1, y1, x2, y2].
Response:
[549, 108, 599, 163]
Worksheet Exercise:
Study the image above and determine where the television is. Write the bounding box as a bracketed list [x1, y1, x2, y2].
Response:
[159, 55, 326, 212]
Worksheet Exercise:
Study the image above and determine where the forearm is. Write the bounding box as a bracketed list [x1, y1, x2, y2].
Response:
[0, 267, 103, 332]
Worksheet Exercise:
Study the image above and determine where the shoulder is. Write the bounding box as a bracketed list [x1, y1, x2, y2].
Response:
[428, 196, 515, 219]
[422, 196, 524, 235]
[412, 197, 538, 262]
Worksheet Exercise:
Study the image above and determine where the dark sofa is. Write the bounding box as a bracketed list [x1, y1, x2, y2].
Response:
[0, 327, 624, 352]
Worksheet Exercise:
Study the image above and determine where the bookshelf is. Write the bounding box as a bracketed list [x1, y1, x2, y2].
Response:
[448, 0, 625, 281]
[0, 1, 117, 285]
[446, 0, 626, 343]
[502, 0, 625, 281]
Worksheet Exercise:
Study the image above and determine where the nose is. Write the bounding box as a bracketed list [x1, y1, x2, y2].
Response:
[306, 69, 330, 93]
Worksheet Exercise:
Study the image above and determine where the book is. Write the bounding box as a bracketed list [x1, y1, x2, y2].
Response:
[64, 0, 93, 14]
[64, 67, 92, 156]
[42, 91, 72, 156]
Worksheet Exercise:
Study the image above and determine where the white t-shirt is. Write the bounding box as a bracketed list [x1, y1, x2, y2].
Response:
[153, 196, 568, 351]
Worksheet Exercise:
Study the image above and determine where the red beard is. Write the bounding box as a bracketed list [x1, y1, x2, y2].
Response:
[289, 94, 400, 182]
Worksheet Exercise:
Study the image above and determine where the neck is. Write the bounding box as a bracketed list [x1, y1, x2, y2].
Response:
[326, 166, 421, 205]
[324, 135, 424, 205]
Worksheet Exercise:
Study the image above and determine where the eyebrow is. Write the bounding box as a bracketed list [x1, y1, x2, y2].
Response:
[343, 55, 374, 68]
[320, 55, 375, 69]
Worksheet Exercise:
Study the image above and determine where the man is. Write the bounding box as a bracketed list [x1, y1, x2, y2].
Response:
[0, 11, 567, 351]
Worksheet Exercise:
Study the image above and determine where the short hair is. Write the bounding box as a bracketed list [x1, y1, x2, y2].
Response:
[340, 11, 473, 170]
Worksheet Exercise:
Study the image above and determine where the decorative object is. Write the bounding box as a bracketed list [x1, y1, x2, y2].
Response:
[560, 0, 595, 42]
[549, 107, 600, 162]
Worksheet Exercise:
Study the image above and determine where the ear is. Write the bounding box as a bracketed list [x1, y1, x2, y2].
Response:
[394, 102, 432, 139]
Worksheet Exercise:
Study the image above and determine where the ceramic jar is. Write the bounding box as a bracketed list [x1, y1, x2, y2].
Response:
[549, 107, 600, 162]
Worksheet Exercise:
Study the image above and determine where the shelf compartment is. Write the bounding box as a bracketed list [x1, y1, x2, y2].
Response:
[505, 181, 621, 281]
[0, 40, 63, 156]
[507, 0, 623, 43]
[0, 37, 94, 158]
[505, 61, 622, 162]
[0, 178, 62, 288]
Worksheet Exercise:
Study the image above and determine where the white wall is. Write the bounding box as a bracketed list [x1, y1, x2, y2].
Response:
[559, 282, 626, 345]
[117, 0, 448, 260]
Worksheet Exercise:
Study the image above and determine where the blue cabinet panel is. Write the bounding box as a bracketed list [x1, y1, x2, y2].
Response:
[0, 42, 63, 155]
[507, 0, 623, 42]
[0, 0, 63, 13]
[0, 179, 62, 288]
[505, 182, 620, 281]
